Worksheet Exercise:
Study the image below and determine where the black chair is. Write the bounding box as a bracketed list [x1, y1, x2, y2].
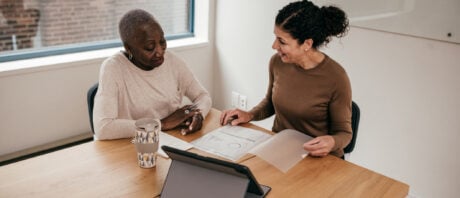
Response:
[344, 101, 360, 153]
[87, 83, 98, 134]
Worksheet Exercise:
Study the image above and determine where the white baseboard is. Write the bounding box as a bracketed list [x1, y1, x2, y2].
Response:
[0, 132, 93, 163]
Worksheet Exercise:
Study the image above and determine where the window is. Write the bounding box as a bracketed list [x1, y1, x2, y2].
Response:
[0, 0, 194, 62]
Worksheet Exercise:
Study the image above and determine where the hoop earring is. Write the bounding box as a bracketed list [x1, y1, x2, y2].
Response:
[128, 53, 133, 60]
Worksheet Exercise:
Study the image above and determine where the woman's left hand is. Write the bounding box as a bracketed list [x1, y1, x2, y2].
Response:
[161, 104, 199, 131]
[303, 135, 335, 157]
[180, 113, 204, 135]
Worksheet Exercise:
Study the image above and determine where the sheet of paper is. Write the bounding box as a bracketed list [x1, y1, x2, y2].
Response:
[158, 132, 194, 158]
[249, 129, 313, 173]
[191, 125, 271, 161]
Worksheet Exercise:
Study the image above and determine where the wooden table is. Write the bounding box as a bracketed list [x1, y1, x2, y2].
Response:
[0, 109, 409, 197]
[243, 156, 408, 198]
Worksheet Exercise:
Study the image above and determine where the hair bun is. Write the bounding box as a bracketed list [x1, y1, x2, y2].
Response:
[320, 6, 349, 38]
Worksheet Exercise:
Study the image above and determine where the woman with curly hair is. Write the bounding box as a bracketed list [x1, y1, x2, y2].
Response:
[221, 0, 352, 158]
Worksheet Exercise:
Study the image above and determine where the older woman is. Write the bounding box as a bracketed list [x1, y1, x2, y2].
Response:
[220, 0, 352, 158]
[94, 9, 211, 140]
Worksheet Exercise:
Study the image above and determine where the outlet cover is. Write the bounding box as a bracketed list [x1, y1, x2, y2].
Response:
[239, 95, 247, 110]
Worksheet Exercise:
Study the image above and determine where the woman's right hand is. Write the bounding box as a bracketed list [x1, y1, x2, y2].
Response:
[220, 108, 254, 126]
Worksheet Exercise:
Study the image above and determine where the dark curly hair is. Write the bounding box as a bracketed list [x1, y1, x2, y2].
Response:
[118, 9, 161, 44]
[275, 0, 348, 49]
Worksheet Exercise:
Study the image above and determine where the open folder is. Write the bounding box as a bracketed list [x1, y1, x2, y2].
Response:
[161, 145, 271, 198]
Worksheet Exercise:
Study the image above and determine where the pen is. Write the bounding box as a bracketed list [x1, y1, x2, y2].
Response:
[226, 117, 236, 125]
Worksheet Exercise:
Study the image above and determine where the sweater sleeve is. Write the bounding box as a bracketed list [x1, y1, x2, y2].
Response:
[174, 53, 212, 118]
[249, 55, 276, 120]
[93, 57, 136, 140]
[329, 68, 353, 152]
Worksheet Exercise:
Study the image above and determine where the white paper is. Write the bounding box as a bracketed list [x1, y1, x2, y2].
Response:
[191, 125, 271, 161]
[249, 129, 313, 173]
[158, 131, 194, 158]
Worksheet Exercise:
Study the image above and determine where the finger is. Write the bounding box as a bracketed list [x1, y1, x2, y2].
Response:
[304, 143, 322, 152]
[310, 150, 328, 157]
[222, 112, 233, 125]
[228, 117, 237, 126]
[219, 112, 225, 125]
[183, 114, 202, 135]
[221, 110, 235, 125]
[195, 114, 203, 130]
[195, 119, 203, 131]
[304, 138, 320, 148]
[184, 116, 194, 126]
[309, 152, 322, 157]
[309, 145, 330, 156]
[180, 128, 190, 136]
[308, 149, 322, 157]
[178, 121, 187, 127]
[226, 110, 240, 125]
[180, 116, 194, 135]
[230, 117, 242, 126]
[189, 114, 198, 131]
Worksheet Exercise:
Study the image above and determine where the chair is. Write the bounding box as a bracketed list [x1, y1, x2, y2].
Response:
[344, 101, 360, 153]
[87, 83, 98, 134]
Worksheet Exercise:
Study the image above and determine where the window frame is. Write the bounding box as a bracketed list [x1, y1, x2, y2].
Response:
[0, 0, 195, 63]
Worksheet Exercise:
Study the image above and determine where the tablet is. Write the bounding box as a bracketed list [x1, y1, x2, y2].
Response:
[161, 145, 271, 198]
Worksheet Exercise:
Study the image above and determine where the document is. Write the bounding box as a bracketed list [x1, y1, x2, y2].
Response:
[158, 132, 194, 158]
[192, 126, 313, 173]
[191, 125, 271, 161]
[249, 129, 313, 173]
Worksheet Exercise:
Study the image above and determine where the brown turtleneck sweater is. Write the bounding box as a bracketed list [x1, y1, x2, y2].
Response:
[250, 53, 352, 157]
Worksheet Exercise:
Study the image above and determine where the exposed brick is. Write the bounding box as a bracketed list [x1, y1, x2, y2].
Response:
[1, 0, 190, 53]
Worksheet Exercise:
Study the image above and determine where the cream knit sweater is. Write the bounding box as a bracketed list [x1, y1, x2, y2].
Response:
[93, 51, 212, 140]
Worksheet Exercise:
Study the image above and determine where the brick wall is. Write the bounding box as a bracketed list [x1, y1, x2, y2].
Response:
[0, 0, 40, 51]
[0, 0, 190, 53]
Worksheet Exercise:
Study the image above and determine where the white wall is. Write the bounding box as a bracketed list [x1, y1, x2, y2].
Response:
[325, 28, 460, 198]
[213, 0, 460, 197]
[0, 58, 100, 156]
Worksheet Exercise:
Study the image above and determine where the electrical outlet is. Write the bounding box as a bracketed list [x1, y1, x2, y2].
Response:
[231, 91, 239, 108]
[239, 95, 247, 110]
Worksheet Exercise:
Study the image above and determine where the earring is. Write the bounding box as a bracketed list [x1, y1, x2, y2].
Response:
[128, 53, 133, 60]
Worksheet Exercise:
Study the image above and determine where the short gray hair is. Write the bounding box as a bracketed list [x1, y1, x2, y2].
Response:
[118, 9, 160, 44]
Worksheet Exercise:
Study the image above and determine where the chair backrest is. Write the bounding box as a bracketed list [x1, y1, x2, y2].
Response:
[344, 101, 360, 153]
[87, 83, 98, 134]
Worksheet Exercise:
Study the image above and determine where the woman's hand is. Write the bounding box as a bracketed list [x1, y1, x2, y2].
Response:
[161, 104, 199, 131]
[180, 113, 204, 135]
[220, 108, 254, 126]
[303, 135, 335, 157]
